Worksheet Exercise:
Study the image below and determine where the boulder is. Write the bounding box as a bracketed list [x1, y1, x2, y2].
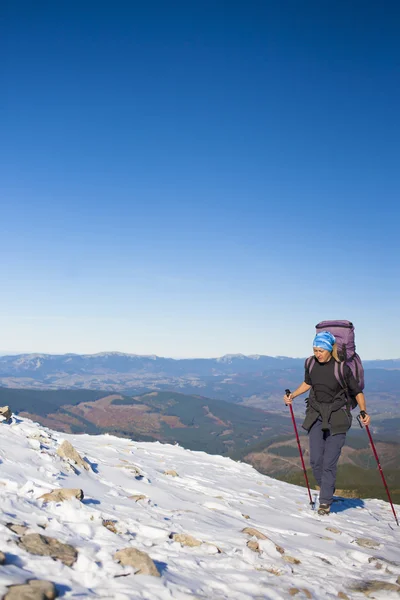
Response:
[4, 579, 57, 600]
[170, 533, 202, 547]
[18, 534, 77, 567]
[0, 406, 12, 422]
[56, 441, 89, 471]
[355, 537, 381, 550]
[114, 548, 161, 577]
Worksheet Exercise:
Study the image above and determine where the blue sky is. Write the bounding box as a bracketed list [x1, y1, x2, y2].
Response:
[1, 1, 399, 359]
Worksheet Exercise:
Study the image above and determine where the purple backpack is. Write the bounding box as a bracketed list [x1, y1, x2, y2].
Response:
[306, 320, 364, 408]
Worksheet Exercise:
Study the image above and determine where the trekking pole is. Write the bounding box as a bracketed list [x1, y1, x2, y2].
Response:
[285, 389, 314, 509]
[357, 412, 399, 526]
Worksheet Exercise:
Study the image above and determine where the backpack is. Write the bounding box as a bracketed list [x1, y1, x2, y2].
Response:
[306, 320, 364, 409]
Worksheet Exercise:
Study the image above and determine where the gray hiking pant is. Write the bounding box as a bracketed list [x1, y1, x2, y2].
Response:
[308, 419, 346, 506]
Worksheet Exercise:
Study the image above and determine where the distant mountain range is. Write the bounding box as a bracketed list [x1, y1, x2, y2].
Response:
[0, 352, 306, 376]
[0, 352, 399, 415]
[1, 351, 399, 375]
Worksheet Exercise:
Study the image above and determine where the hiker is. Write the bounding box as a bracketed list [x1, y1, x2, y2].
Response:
[283, 330, 371, 515]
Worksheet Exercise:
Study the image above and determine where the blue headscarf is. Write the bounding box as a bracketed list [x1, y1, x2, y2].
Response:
[313, 331, 336, 352]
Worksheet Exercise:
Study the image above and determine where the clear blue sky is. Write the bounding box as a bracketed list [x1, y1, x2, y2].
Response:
[1, 1, 399, 359]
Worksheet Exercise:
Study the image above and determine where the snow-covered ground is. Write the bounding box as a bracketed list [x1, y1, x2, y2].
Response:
[0, 416, 399, 599]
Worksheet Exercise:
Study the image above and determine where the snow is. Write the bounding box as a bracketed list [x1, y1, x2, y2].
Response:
[0, 416, 399, 599]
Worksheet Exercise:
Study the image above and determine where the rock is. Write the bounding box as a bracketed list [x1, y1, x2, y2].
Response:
[4, 579, 57, 600]
[263, 566, 283, 576]
[57, 440, 89, 471]
[247, 540, 260, 553]
[0, 551, 5, 565]
[397, 576, 400, 585]
[27, 580, 57, 599]
[129, 494, 147, 502]
[18, 534, 78, 567]
[114, 548, 161, 577]
[29, 433, 52, 445]
[242, 514, 251, 519]
[351, 580, 400, 596]
[338, 593, 350, 600]
[283, 555, 301, 565]
[102, 520, 118, 534]
[289, 590, 311, 598]
[368, 556, 400, 570]
[275, 544, 285, 555]
[0, 406, 12, 422]
[326, 527, 341, 535]
[163, 470, 178, 477]
[39, 488, 84, 503]
[6, 523, 29, 536]
[117, 463, 142, 476]
[241, 527, 268, 540]
[242, 527, 284, 554]
[355, 537, 381, 549]
[4, 586, 41, 600]
[170, 533, 202, 547]
[204, 543, 222, 554]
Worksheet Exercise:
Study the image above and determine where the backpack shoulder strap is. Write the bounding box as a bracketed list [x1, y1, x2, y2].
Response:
[335, 360, 358, 409]
[306, 356, 316, 374]
[334, 360, 346, 389]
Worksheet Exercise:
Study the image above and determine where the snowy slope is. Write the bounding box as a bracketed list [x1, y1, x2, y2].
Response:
[0, 416, 399, 599]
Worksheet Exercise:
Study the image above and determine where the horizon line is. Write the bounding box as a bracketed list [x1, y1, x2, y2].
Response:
[0, 351, 399, 362]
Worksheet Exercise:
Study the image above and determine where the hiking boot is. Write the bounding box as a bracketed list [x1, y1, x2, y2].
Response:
[318, 504, 331, 516]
